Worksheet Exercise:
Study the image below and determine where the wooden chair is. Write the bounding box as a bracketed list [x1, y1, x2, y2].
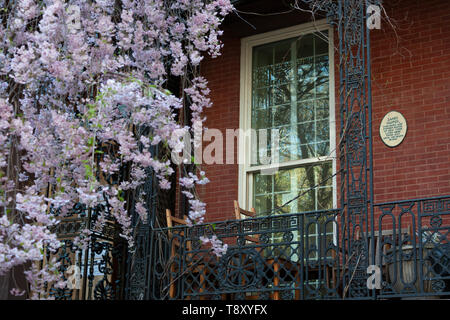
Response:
[234, 200, 259, 244]
[165, 209, 207, 299]
[234, 200, 256, 220]
[368, 226, 411, 266]
[166, 209, 189, 240]
[371, 225, 412, 286]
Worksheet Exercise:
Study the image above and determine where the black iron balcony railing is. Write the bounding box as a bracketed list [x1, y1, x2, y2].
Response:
[149, 209, 341, 300]
[42, 195, 450, 300]
[374, 196, 450, 299]
[148, 195, 450, 300]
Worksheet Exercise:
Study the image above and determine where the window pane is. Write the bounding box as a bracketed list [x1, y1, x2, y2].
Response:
[296, 144, 315, 161]
[252, 108, 270, 129]
[253, 66, 272, 88]
[274, 193, 293, 215]
[274, 169, 291, 193]
[253, 44, 274, 68]
[273, 62, 292, 85]
[297, 77, 315, 101]
[314, 34, 329, 55]
[297, 34, 315, 59]
[315, 161, 332, 187]
[297, 122, 315, 145]
[315, 55, 329, 78]
[253, 87, 272, 109]
[298, 190, 315, 212]
[273, 84, 291, 105]
[298, 101, 315, 122]
[297, 57, 315, 79]
[255, 174, 272, 195]
[316, 119, 329, 142]
[273, 105, 291, 127]
[252, 163, 333, 216]
[251, 32, 330, 165]
[316, 99, 329, 120]
[318, 187, 333, 210]
[315, 142, 330, 157]
[254, 195, 272, 215]
[274, 39, 293, 64]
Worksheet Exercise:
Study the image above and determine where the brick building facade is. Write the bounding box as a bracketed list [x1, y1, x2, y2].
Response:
[175, 0, 449, 224]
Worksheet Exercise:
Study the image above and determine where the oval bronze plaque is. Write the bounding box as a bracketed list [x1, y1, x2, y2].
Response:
[379, 111, 407, 147]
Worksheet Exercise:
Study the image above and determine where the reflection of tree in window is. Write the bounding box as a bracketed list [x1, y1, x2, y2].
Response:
[251, 31, 334, 266]
[252, 32, 332, 215]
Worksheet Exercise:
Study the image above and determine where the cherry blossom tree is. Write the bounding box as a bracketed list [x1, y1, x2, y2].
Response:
[0, 0, 232, 299]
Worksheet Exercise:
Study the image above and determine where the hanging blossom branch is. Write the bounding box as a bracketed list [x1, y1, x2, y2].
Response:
[0, 0, 233, 299]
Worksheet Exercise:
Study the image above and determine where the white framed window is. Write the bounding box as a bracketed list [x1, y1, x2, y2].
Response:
[238, 20, 337, 220]
[238, 21, 337, 265]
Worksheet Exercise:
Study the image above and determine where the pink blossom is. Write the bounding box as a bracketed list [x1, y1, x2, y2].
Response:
[10, 288, 26, 296]
[199, 235, 228, 257]
[135, 201, 148, 223]
[0, 0, 233, 298]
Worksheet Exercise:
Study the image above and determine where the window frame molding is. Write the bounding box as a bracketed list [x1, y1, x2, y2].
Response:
[238, 19, 337, 212]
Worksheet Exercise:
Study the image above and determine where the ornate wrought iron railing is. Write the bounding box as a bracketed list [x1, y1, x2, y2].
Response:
[43, 194, 450, 300]
[374, 196, 450, 299]
[149, 209, 341, 300]
[43, 201, 128, 300]
[146, 195, 450, 300]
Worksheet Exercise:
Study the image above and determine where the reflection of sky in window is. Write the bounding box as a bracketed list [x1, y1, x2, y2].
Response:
[79, 249, 107, 277]
[251, 32, 330, 165]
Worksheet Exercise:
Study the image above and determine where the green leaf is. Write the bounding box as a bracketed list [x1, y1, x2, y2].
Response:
[117, 189, 124, 202]
[84, 164, 93, 180]
[87, 136, 94, 147]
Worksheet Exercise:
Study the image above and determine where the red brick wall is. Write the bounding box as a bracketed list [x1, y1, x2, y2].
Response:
[195, 35, 241, 222]
[371, 0, 450, 203]
[195, 0, 450, 223]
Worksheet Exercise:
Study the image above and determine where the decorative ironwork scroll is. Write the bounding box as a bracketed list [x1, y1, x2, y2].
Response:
[43, 200, 127, 300]
[149, 209, 341, 300]
[336, 0, 375, 299]
[375, 196, 450, 298]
